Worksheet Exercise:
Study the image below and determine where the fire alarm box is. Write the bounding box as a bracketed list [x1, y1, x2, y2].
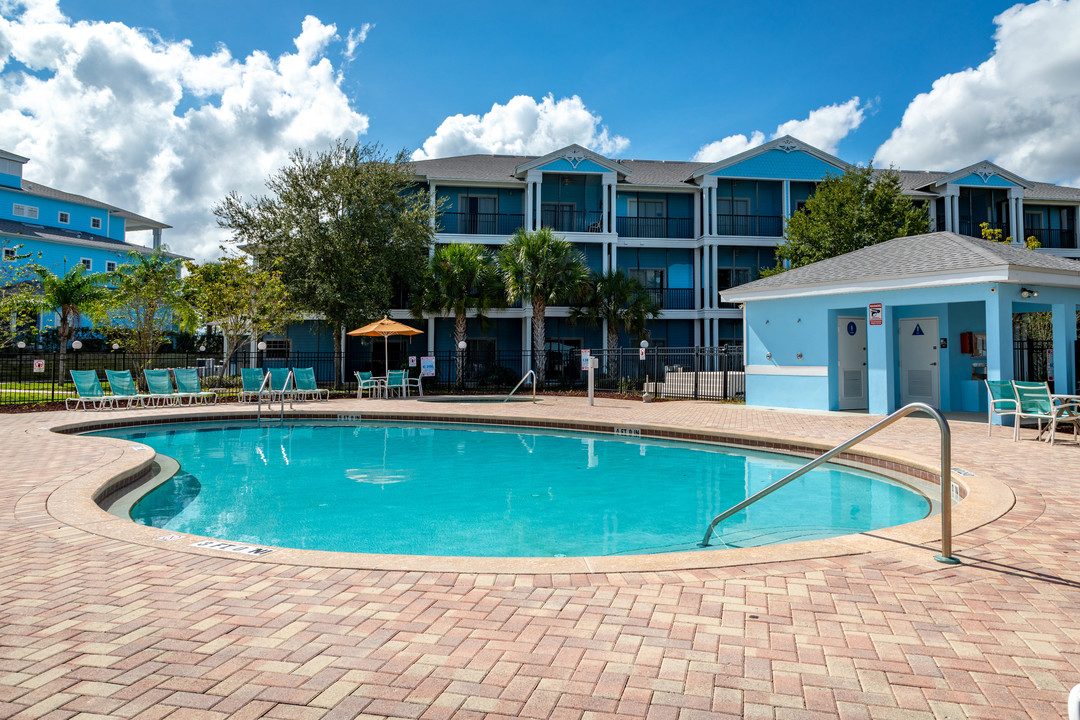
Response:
[960, 332, 973, 354]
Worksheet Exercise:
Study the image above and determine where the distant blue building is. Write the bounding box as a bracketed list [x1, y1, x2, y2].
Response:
[0, 149, 173, 334]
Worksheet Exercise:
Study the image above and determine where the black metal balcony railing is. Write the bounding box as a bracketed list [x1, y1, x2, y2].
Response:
[643, 287, 694, 310]
[715, 214, 783, 237]
[438, 212, 524, 236]
[616, 217, 694, 239]
[959, 220, 1007, 238]
[936, 218, 946, 232]
[540, 209, 604, 233]
[1024, 227, 1077, 249]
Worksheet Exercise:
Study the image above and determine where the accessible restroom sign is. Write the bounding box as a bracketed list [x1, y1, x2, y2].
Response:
[869, 303, 883, 326]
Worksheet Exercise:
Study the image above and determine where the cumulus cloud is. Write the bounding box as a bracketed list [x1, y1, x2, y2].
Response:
[344, 23, 373, 61]
[693, 97, 866, 162]
[412, 94, 630, 160]
[0, 1, 370, 261]
[875, 0, 1080, 185]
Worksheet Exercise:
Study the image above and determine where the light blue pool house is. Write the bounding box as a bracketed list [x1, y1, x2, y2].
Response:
[723, 231, 1080, 418]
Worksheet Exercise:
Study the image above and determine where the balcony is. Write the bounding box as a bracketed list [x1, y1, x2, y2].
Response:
[643, 287, 694, 310]
[716, 214, 783, 237]
[616, 217, 694, 239]
[959, 220, 1006, 239]
[438, 212, 524, 236]
[1025, 227, 1077, 249]
[541, 208, 604, 233]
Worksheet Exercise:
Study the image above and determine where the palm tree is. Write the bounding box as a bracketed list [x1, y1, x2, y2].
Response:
[30, 263, 110, 383]
[498, 228, 589, 384]
[411, 243, 504, 387]
[571, 269, 662, 375]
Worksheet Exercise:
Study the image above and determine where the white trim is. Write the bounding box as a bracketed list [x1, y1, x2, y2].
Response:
[12, 203, 38, 220]
[57, 211, 70, 225]
[746, 365, 828, 377]
[79, 257, 92, 270]
[105, 260, 117, 272]
[90, 217, 103, 230]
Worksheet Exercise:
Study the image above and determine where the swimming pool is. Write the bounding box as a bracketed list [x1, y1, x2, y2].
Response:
[92, 422, 932, 557]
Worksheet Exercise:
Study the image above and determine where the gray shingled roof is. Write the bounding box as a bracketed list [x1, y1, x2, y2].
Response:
[17, 181, 171, 231]
[408, 154, 707, 188]
[725, 232, 1080, 298]
[0, 218, 185, 258]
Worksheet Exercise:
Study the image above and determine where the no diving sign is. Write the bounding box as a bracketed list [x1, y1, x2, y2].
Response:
[32, 359, 45, 373]
[869, 303, 883, 326]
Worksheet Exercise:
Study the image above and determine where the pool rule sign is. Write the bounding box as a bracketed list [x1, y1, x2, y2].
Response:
[869, 303, 883, 326]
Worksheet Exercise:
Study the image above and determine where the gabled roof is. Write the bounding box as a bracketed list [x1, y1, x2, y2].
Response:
[14, 180, 171, 231]
[929, 160, 1033, 190]
[688, 135, 851, 181]
[513, 144, 630, 178]
[0, 218, 186, 258]
[723, 232, 1080, 301]
[0, 150, 29, 165]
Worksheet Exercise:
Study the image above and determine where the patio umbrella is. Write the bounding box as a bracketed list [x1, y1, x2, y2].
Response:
[347, 316, 424, 374]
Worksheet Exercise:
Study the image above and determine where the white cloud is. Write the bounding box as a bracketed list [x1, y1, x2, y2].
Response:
[412, 94, 630, 160]
[344, 23, 373, 61]
[693, 97, 865, 162]
[0, 3, 369, 261]
[875, 0, 1080, 185]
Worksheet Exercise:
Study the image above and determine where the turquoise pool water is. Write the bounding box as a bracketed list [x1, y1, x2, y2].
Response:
[92, 422, 931, 557]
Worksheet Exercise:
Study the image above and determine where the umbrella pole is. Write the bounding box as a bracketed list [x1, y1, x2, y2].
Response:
[384, 334, 389, 376]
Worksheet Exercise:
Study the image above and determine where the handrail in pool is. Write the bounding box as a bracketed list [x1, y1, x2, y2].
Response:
[257, 369, 294, 424]
[505, 370, 537, 403]
[700, 402, 957, 564]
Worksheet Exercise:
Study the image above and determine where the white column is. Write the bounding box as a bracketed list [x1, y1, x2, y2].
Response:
[711, 187, 718, 238]
[533, 174, 543, 230]
[701, 187, 710, 236]
[525, 182, 533, 232]
[522, 314, 532, 375]
[1013, 194, 1024, 244]
[782, 180, 791, 234]
[942, 192, 952, 233]
[928, 198, 937, 231]
[427, 318, 435, 354]
[1008, 190, 1019, 243]
[951, 193, 960, 234]
[429, 183, 437, 231]
[601, 320, 608, 350]
[709, 244, 718, 310]
[693, 318, 701, 347]
[602, 242, 610, 274]
[610, 243, 617, 273]
[693, 247, 701, 311]
[339, 326, 346, 382]
[693, 185, 702, 238]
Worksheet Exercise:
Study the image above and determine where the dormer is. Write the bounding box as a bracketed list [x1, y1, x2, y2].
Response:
[0, 150, 29, 191]
[513, 144, 630, 179]
[688, 136, 850, 183]
[927, 160, 1033, 192]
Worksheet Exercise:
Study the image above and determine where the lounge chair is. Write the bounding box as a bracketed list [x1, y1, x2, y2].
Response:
[385, 370, 407, 398]
[985, 379, 1018, 438]
[355, 371, 381, 399]
[67, 370, 119, 411]
[293, 367, 329, 401]
[267, 368, 296, 402]
[105, 369, 151, 408]
[145, 369, 183, 406]
[1011, 380, 1080, 445]
[174, 368, 217, 405]
[239, 368, 267, 403]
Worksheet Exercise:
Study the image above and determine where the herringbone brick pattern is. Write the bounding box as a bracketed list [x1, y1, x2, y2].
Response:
[0, 398, 1077, 719]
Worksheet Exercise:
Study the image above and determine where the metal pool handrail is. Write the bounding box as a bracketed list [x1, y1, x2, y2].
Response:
[257, 369, 294, 424]
[700, 403, 958, 564]
[505, 370, 536, 403]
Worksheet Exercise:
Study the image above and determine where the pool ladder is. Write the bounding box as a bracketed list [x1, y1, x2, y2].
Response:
[505, 370, 537, 403]
[700, 403, 958, 564]
[256, 370, 294, 424]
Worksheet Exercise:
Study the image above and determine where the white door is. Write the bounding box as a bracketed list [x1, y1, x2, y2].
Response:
[837, 317, 867, 410]
[899, 318, 940, 407]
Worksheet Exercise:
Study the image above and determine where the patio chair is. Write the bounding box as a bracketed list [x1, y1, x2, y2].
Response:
[66, 370, 119, 411]
[293, 368, 329, 402]
[267, 368, 296, 402]
[385, 370, 407, 398]
[985, 379, 1018, 438]
[1011, 380, 1080, 445]
[173, 368, 217, 405]
[144, 369, 183, 406]
[404, 373, 423, 397]
[239, 368, 268, 403]
[104, 369, 151, 408]
[355, 371, 381, 399]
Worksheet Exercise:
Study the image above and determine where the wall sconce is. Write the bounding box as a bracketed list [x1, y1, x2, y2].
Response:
[796, 352, 803, 360]
[1020, 287, 1038, 298]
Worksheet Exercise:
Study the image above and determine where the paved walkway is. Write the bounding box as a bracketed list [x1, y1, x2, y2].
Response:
[0, 398, 1078, 719]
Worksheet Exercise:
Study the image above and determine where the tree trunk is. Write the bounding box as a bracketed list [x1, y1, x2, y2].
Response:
[532, 298, 546, 385]
[333, 325, 343, 389]
[606, 327, 620, 377]
[454, 313, 467, 390]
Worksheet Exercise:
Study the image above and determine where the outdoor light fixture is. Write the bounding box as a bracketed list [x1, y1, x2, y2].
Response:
[71, 340, 82, 350]
[16, 341, 25, 349]
[111, 343, 119, 351]
[640, 340, 649, 349]
[199, 345, 206, 352]
[257, 341, 267, 351]
[458, 340, 467, 350]
[1020, 287, 1039, 298]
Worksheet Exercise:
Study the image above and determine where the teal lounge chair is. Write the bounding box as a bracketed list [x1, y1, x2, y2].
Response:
[355, 371, 381, 399]
[1012, 380, 1080, 445]
[105, 369, 151, 408]
[67, 370, 119, 411]
[144, 369, 182, 406]
[174, 368, 217, 404]
[293, 368, 329, 401]
[268, 368, 296, 402]
[239, 368, 268, 403]
[385, 370, 407, 398]
[984, 380, 1018, 438]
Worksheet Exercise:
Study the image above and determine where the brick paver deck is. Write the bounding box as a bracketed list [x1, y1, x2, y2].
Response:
[1, 397, 1078, 719]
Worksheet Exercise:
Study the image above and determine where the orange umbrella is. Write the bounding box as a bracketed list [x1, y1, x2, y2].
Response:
[347, 316, 424, 373]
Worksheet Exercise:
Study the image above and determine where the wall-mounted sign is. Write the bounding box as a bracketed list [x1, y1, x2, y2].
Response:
[420, 356, 436, 377]
[32, 359, 44, 373]
[408, 355, 417, 367]
[869, 303, 883, 326]
[846, 321, 857, 336]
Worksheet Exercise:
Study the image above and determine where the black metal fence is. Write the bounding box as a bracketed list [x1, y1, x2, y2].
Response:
[0, 345, 745, 406]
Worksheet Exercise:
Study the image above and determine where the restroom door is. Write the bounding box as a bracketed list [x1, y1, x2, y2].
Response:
[899, 318, 940, 407]
[837, 317, 868, 410]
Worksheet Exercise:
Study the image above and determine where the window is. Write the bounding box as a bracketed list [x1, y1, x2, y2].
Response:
[717, 198, 751, 216]
[80, 258, 92, 271]
[457, 195, 497, 234]
[106, 261, 117, 272]
[13, 203, 38, 220]
[2, 248, 15, 260]
[262, 338, 291, 359]
[717, 268, 752, 290]
[90, 217, 102, 230]
[58, 211, 70, 224]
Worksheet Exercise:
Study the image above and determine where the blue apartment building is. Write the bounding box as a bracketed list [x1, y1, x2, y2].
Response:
[0, 149, 172, 334]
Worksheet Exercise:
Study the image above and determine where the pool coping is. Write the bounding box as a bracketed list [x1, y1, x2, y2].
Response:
[43, 406, 1015, 575]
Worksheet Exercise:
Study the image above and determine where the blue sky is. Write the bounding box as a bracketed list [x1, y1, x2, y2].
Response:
[2, 0, 1079, 259]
